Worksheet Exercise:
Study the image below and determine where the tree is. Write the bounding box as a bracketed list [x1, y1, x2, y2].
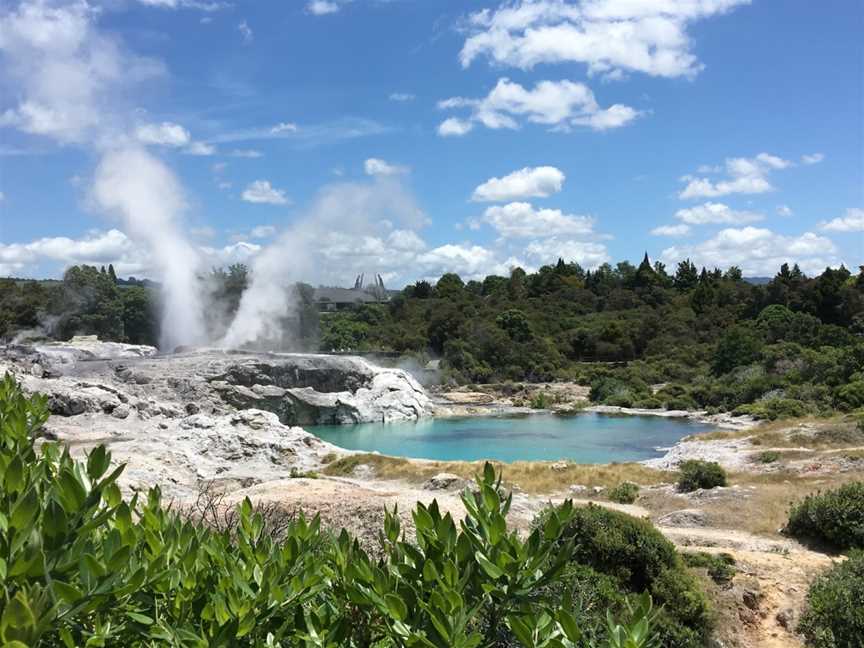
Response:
[711, 326, 763, 375]
[674, 260, 699, 291]
[495, 309, 533, 342]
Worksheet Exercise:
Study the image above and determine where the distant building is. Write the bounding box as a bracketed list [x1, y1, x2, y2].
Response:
[313, 273, 391, 311]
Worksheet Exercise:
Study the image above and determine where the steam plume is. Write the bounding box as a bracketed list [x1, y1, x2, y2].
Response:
[93, 147, 206, 350]
[222, 176, 426, 348]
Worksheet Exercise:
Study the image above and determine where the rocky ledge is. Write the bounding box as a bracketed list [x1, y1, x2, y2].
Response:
[0, 340, 433, 497]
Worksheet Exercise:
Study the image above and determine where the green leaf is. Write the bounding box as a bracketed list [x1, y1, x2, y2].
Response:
[4, 456, 24, 493]
[474, 551, 504, 579]
[384, 593, 407, 621]
[126, 612, 154, 625]
[10, 489, 38, 530]
[53, 580, 84, 604]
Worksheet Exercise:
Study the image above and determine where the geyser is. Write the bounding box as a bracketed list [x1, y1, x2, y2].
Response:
[93, 146, 206, 350]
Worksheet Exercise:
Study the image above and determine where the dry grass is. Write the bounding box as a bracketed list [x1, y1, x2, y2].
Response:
[703, 469, 864, 536]
[323, 453, 673, 494]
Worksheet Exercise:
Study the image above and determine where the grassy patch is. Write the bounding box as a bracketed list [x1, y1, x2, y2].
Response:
[323, 454, 672, 494]
[682, 551, 736, 584]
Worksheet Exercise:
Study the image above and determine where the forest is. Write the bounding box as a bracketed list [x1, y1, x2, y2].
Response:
[1, 257, 862, 419]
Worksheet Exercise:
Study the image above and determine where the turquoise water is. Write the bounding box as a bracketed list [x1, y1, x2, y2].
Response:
[309, 413, 714, 463]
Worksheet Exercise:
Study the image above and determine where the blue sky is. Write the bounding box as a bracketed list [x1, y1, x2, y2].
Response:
[0, 0, 862, 286]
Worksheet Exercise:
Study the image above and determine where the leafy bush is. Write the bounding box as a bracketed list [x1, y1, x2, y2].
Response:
[797, 550, 864, 648]
[0, 374, 658, 647]
[682, 551, 736, 584]
[756, 451, 780, 464]
[535, 504, 711, 648]
[608, 482, 640, 504]
[733, 398, 810, 420]
[783, 482, 864, 550]
[677, 460, 728, 492]
[834, 380, 864, 410]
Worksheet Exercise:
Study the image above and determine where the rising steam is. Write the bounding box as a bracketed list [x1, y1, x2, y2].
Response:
[93, 147, 206, 350]
[222, 176, 426, 348]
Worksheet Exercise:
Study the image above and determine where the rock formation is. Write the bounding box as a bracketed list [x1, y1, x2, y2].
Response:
[0, 340, 433, 498]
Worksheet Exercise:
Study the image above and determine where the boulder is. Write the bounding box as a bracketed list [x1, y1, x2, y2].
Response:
[423, 472, 467, 491]
[658, 508, 710, 527]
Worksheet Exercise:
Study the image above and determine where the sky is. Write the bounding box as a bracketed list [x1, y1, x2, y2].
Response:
[0, 0, 862, 287]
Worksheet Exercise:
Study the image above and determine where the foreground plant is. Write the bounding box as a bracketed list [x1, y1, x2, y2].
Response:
[0, 374, 659, 647]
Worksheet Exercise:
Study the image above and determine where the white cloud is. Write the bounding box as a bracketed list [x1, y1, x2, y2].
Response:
[660, 227, 841, 275]
[306, 1, 340, 15]
[389, 92, 415, 102]
[438, 117, 474, 137]
[136, 0, 229, 10]
[241, 180, 289, 205]
[0, 229, 145, 276]
[249, 225, 277, 238]
[184, 141, 215, 156]
[270, 122, 298, 134]
[459, 0, 750, 79]
[438, 78, 640, 135]
[480, 201, 595, 238]
[237, 20, 253, 42]
[135, 122, 191, 147]
[801, 152, 824, 165]
[364, 158, 408, 176]
[0, 0, 163, 144]
[230, 149, 263, 158]
[651, 223, 691, 237]
[819, 208, 864, 232]
[524, 237, 610, 268]
[674, 202, 763, 225]
[472, 166, 565, 202]
[679, 152, 793, 199]
[776, 204, 793, 217]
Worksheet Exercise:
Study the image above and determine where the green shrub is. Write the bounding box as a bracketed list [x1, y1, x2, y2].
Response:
[677, 460, 728, 492]
[682, 551, 736, 584]
[783, 482, 864, 550]
[0, 374, 659, 648]
[733, 398, 810, 420]
[834, 380, 864, 410]
[756, 451, 780, 464]
[664, 396, 697, 411]
[608, 482, 640, 504]
[797, 550, 864, 648]
[535, 504, 711, 648]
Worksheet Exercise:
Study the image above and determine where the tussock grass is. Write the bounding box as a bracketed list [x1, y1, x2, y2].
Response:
[323, 453, 673, 494]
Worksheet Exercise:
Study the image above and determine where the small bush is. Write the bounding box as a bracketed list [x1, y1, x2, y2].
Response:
[783, 482, 864, 550]
[664, 396, 697, 411]
[733, 398, 810, 420]
[797, 550, 864, 648]
[608, 482, 640, 504]
[756, 450, 780, 464]
[535, 504, 711, 648]
[682, 551, 736, 584]
[677, 460, 727, 492]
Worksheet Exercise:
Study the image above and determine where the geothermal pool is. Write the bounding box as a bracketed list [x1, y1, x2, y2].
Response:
[309, 412, 715, 463]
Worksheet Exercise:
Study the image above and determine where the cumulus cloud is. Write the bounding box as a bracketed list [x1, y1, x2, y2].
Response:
[479, 202, 594, 238]
[660, 227, 841, 275]
[472, 166, 565, 202]
[438, 78, 639, 135]
[0, 0, 163, 144]
[674, 202, 763, 225]
[524, 237, 609, 268]
[306, 0, 340, 15]
[135, 121, 191, 147]
[136, 0, 229, 10]
[819, 208, 864, 232]
[270, 122, 298, 134]
[801, 152, 824, 165]
[364, 158, 409, 176]
[241, 180, 290, 205]
[0, 229, 138, 276]
[679, 152, 793, 199]
[776, 205, 793, 217]
[438, 117, 474, 137]
[459, 0, 750, 79]
[651, 223, 691, 237]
